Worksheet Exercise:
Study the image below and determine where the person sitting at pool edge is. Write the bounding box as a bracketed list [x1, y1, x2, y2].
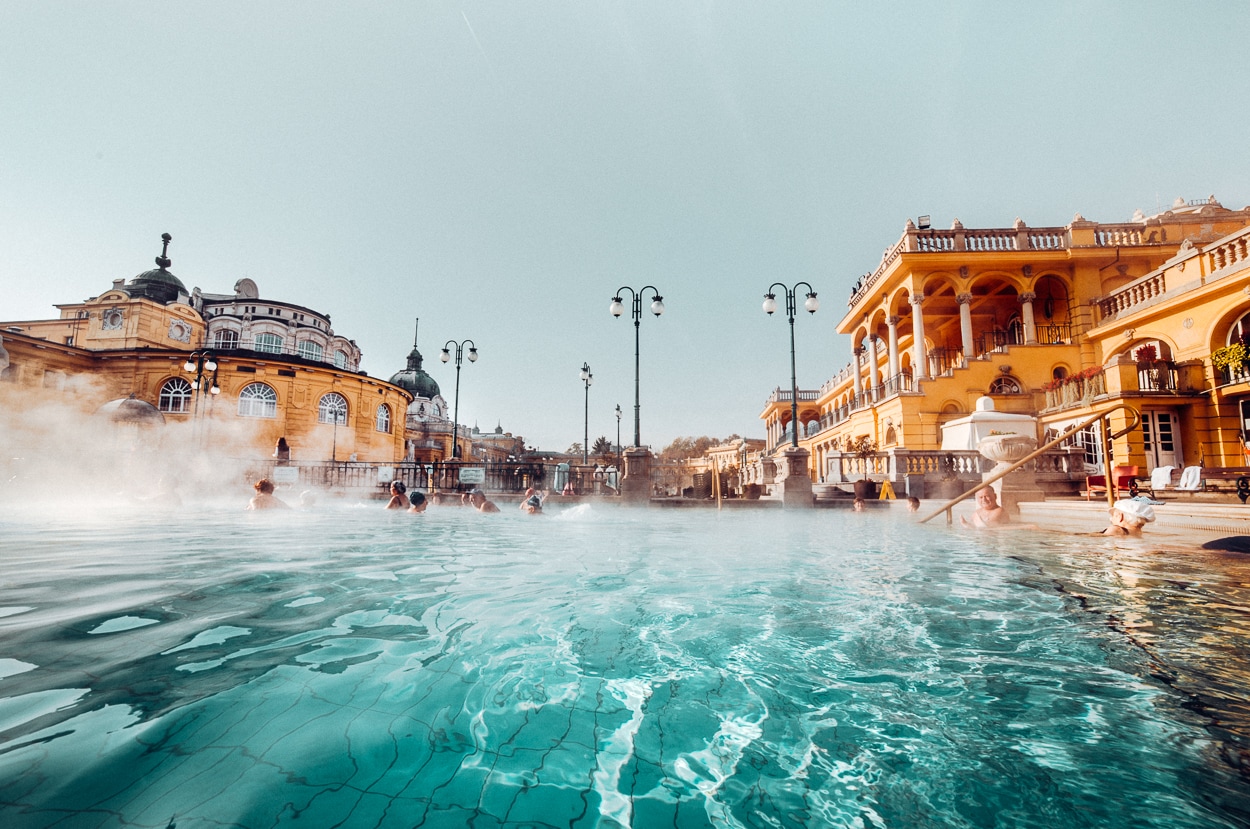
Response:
[247, 478, 290, 510]
[961, 486, 1008, 528]
[1095, 498, 1155, 536]
[468, 488, 500, 513]
[408, 491, 428, 514]
[386, 480, 408, 510]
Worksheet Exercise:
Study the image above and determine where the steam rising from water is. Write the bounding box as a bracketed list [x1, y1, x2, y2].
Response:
[1, 378, 290, 507]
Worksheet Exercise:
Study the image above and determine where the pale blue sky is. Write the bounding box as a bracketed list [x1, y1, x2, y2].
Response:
[3, 2, 1247, 451]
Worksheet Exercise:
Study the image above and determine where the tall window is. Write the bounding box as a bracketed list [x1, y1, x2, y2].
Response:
[319, 392, 348, 424]
[255, 333, 283, 354]
[298, 340, 323, 361]
[213, 329, 239, 350]
[376, 403, 391, 433]
[158, 377, 194, 413]
[334, 350, 348, 369]
[238, 382, 278, 418]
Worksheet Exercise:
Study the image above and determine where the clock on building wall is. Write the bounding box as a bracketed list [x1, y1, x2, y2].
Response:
[168, 320, 191, 343]
[102, 309, 124, 330]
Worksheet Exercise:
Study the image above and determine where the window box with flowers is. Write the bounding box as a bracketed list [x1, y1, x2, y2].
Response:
[1212, 341, 1250, 384]
[1042, 366, 1106, 410]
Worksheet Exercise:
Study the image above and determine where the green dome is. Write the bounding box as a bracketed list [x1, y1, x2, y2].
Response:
[388, 346, 441, 399]
[126, 233, 186, 303]
[127, 266, 187, 302]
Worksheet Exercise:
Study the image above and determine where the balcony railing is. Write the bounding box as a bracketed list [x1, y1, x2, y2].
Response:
[1136, 363, 1178, 392]
[1219, 362, 1250, 386]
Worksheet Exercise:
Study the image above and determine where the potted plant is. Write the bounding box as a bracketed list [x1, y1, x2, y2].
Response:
[851, 436, 878, 499]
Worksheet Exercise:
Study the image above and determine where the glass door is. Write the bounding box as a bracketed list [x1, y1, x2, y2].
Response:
[1140, 410, 1180, 471]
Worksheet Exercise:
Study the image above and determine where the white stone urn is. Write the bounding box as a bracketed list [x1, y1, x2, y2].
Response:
[977, 434, 1037, 465]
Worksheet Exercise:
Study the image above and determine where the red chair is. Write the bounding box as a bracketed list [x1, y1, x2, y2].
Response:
[1085, 465, 1139, 500]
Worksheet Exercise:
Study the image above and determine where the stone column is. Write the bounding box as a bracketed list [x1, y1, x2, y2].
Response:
[852, 347, 864, 401]
[910, 294, 928, 381]
[958, 292, 975, 359]
[886, 316, 901, 386]
[620, 446, 652, 503]
[1019, 291, 1037, 345]
[866, 336, 880, 401]
[779, 445, 814, 508]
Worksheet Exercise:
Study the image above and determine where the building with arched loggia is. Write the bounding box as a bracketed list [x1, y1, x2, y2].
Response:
[759, 197, 1250, 488]
[0, 233, 411, 469]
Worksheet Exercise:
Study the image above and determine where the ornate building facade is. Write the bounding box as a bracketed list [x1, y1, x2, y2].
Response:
[760, 197, 1250, 482]
[0, 234, 410, 466]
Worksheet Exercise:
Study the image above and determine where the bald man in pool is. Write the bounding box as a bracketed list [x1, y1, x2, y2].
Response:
[960, 486, 1008, 528]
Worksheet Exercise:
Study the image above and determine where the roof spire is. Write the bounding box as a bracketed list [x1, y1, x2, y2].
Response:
[155, 232, 172, 270]
[413, 317, 420, 348]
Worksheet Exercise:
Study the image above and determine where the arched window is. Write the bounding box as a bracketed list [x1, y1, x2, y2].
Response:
[298, 340, 324, 361]
[989, 376, 1022, 394]
[158, 377, 194, 413]
[376, 403, 391, 433]
[884, 425, 897, 445]
[1227, 309, 1250, 345]
[319, 392, 348, 424]
[213, 329, 239, 350]
[255, 333, 283, 354]
[238, 382, 278, 418]
[334, 350, 348, 369]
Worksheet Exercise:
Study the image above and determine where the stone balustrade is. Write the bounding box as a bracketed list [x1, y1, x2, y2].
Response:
[848, 217, 1174, 310]
[1095, 272, 1168, 320]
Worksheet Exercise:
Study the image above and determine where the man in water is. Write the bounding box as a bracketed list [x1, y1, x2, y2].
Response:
[408, 491, 428, 514]
[468, 488, 500, 513]
[246, 478, 290, 510]
[960, 486, 1008, 528]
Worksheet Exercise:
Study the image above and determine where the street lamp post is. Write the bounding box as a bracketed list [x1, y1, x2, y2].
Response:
[440, 339, 478, 459]
[182, 350, 220, 444]
[615, 403, 622, 470]
[580, 362, 593, 465]
[763, 282, 819, 447]
[609, 286, 664, 447]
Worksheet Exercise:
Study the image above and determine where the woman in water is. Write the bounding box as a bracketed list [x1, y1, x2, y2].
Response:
[385, 480, 408, 510]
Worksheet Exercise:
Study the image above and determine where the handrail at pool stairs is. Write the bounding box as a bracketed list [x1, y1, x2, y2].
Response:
[918, 403, 1142, 525]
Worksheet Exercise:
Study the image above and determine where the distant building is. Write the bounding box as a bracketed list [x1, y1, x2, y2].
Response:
[759, 197, 1250, 484]
[0, 233, 410, 465]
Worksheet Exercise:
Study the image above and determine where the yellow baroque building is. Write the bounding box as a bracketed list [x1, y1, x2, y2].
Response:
[0, 235, 411, 468]
[760, 197, 1250, 485]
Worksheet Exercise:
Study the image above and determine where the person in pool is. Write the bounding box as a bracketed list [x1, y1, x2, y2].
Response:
[407, 491, 428, 514]
[385, 480, 408, 510]
[521, 492, 545, 515]
[1094, 498, 1155, 536]
[907, 496, 921, 513]
[960, 487, 1009, 528]
[852, 498, 866, 512]
[247, 478, 289, 510]
[468, 488, 500, 513]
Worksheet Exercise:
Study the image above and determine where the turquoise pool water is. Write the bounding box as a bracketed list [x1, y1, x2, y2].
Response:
[1, 503, 1248, 828]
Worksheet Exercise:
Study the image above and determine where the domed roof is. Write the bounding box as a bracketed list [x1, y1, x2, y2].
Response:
[126, 233, 187, 303]
[95, 395, 166, 426]
[389, 345, 441, 399]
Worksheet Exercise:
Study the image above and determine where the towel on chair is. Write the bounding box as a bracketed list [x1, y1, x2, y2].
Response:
[1150, 466, 1175, 490]
[1177, 466, 1203, 491]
